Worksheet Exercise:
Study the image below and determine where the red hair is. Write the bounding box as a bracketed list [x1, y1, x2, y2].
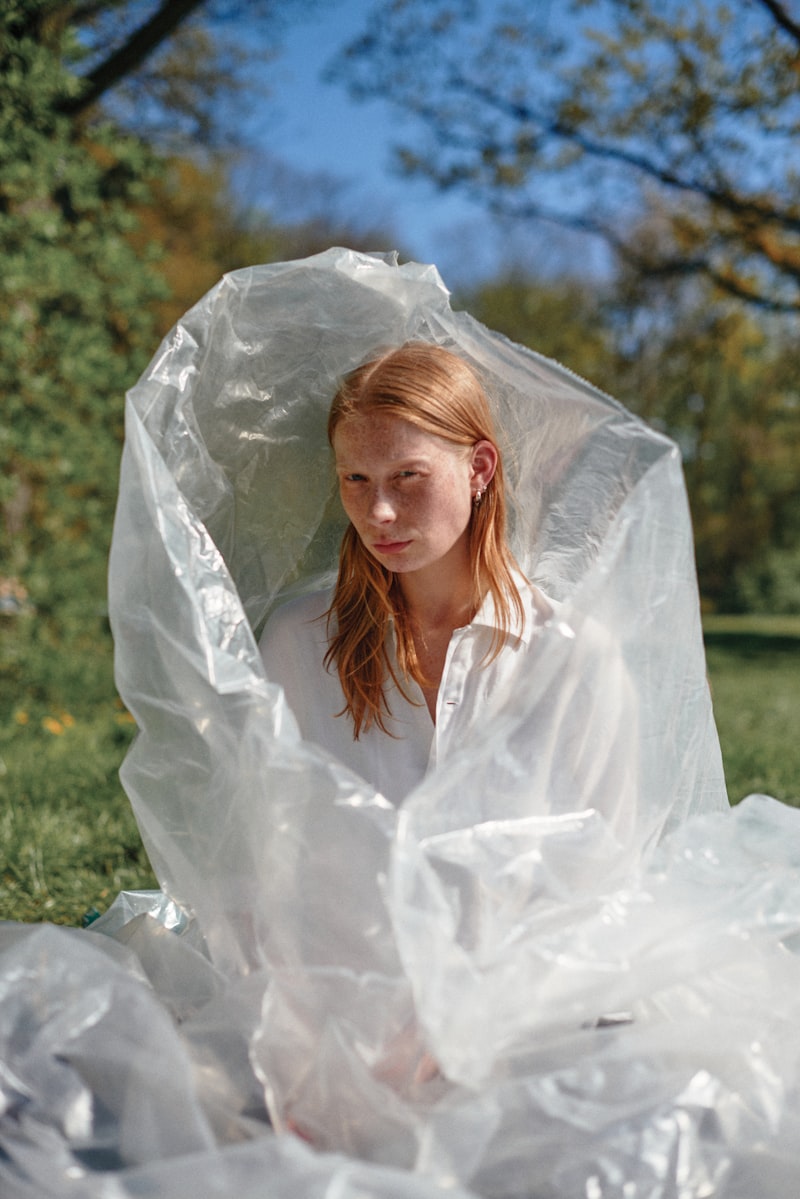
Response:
[325, 342, 524, 737]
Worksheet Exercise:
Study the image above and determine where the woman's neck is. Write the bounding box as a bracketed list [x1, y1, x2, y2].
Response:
[395, 552, 482, 724]
[398, 561, 477, 633]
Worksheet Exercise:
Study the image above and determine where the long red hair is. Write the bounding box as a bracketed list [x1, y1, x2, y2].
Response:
[325, 342, 524, 737]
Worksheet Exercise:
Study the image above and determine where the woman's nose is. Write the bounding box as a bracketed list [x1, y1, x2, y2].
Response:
[368, 489, 396, 523]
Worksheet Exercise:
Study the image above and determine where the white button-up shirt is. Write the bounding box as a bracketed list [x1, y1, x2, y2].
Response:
[259, 581, 555, 806]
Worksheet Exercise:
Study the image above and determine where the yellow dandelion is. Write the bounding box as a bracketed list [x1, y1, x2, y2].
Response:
[14, 710, 29, 725]
[42, 717, 64, 735]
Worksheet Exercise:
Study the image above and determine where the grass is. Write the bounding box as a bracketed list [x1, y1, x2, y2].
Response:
[703, 617, 800, 808]
[1, 611, 798, 927]
[0, 711, 157, 925]
[0, 611, 158, 927]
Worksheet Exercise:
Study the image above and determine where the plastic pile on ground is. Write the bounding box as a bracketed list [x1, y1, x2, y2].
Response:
[3, 248, 799, 1198]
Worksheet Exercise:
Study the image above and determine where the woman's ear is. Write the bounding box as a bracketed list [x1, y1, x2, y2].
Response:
[471, 440, 498, 489]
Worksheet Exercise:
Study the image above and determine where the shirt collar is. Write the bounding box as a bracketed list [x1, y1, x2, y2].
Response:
[469, 573, 553, 647]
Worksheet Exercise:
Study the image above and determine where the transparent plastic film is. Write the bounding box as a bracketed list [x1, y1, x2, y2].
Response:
[7, 249, 800, 1199]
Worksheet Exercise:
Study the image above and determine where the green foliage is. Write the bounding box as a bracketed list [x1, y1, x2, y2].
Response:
[1, 5, 166, 578]
[458, 267, 800, 613]
[132, 154, 310, 336]
[609, 301, 800, 611]
[0, 3, 169, 816]
[455, 273, 614, 390]
[0, 3, 165, 928]
[704, 623, 800, 807]
[734, 546, 800, 617]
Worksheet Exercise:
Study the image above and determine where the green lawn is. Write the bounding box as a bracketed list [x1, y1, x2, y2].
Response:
[1, 614, 798, 927]
[0, 705, 157, 925]
[703, 617, 800, 808]
[0, 612, 158, 927]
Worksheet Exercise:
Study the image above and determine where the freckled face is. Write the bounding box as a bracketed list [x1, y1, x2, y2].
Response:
[333, 413, 476, 578]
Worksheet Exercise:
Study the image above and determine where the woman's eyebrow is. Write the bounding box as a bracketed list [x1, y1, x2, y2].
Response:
[388, 456, 430, 468]
[335, 455, 431, 471]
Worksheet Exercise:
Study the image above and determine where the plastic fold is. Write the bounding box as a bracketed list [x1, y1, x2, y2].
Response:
[3, 248, 799, 1198]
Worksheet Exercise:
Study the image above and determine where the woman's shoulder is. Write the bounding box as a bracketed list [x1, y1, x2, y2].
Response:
[259, 587, 332, 656]
[523, 578, 558, 623]
[267, 586, 332, 626]
[506, 574, 559, 641]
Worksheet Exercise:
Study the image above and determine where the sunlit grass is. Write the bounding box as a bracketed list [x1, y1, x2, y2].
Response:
[703, 613, 800, 639]
[703, 618, 800, 808]
[0, 616, 157, 926]
[0, 708, 157, 925]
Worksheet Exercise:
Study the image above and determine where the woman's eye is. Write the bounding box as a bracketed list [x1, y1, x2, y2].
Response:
[343, 473, 366, 483]
[398, 470, 418, 479]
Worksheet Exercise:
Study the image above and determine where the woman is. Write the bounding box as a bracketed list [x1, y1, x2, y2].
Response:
[259, 341, 555, 806]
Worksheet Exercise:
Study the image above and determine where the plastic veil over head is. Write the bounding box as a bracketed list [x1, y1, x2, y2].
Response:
[9, 248, 800, 1199]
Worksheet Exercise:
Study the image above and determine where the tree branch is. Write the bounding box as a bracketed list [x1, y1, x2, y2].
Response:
[448, 74, 800, 236]
[754, 0, 800, 48]
[61, 0, 208, 116]
[70, 1, 122, 22]
[481, 194, 800, 313]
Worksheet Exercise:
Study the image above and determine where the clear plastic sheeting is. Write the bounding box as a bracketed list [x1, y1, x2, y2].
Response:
[0, 916, 470, 1198]
[5, 247, 800, 1197]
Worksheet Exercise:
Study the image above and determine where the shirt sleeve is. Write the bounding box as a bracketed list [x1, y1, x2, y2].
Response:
[531, 613, 640, 845]
[259, 590, 337, 739]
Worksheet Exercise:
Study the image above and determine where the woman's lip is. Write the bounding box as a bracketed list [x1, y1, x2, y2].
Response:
[373, 540, 412, 553]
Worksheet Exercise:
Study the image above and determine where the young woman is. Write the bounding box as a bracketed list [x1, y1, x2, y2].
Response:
[259, 341, 555, 805]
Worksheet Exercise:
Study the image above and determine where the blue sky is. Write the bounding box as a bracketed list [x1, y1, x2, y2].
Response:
[234, 0, 516, 287]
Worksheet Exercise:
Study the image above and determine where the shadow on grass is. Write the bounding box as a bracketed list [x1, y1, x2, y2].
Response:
[703, 631, 800, 659]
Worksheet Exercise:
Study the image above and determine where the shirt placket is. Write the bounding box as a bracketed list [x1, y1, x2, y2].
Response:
[432, 627, 472, 768]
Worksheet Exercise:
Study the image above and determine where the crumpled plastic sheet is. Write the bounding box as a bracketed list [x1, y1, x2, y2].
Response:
[4, 247, 800, 1197]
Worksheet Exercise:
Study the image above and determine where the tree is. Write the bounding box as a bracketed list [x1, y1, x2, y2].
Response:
[455, 265, 800, 610]
[61, 0, 307, 147]
[455, 272, 615, 392]
[130, 155, 274, 333]
[0, 1, 315, 153]
[611, 301, 800, 608]
[0, 2, 166, 618]
[134, 153, 404, 337]
[59, 0, 210, 117]
[334, 0, 800, 312]
[0, 2, 400, 620]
